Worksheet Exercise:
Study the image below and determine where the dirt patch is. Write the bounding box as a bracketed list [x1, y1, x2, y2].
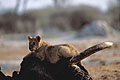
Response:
[0, 40, 120, 79]
[86, 64, 120, 80]
[0, 45, 28, 60]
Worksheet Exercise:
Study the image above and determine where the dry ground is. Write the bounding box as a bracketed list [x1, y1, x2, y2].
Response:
[0, 45, 28, 60]
[0, 41, 120, 80]
[86, 64, 120, 80]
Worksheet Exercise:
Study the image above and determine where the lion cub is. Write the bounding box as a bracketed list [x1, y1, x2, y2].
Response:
[28, 35, 79, 64]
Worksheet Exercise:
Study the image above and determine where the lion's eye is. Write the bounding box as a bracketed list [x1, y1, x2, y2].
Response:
[32, 42, 35, 45]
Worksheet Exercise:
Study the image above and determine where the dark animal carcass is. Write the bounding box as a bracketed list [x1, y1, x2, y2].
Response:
[18, 53, 92, 80]
[0, 42, 113, 80]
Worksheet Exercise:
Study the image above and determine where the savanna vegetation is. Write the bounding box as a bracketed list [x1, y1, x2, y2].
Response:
[0, 0, 119, 33]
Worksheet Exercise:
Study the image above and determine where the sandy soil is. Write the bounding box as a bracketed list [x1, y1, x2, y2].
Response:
[0, 45, 28, 60]
[0, 40, 120, 80]
[86, 64, 120, 80]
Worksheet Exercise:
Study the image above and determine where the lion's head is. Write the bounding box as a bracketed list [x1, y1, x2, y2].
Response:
[28, 35, 41, 52]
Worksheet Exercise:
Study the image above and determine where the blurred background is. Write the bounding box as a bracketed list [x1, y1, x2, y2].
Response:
[0, 0, 120, 79]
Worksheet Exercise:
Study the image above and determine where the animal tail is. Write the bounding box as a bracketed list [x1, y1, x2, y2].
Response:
[70, 42, 114, 64]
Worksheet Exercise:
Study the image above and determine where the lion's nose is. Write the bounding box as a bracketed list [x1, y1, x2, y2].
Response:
[29, 47, 33, 51]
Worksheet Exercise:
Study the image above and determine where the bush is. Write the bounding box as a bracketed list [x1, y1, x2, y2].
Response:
[50, 5, 103, 31]
[0, 5, 104, 33]
[0, 12, 36, 34]
[108, 6, 120, 31]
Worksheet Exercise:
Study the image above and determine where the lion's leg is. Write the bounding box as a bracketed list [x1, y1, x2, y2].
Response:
[46, 50, 60, 64]
[58, 46, 75, 58]
[48, 54, 60, 64]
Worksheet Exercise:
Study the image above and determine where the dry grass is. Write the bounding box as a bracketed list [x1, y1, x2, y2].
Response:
[0, 40, 120, 79]
[0, 45, 28, 60]
[86, 64, 120, 80]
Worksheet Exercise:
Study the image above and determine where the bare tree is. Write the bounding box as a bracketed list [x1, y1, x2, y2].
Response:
[23, 0, 38, 12]
[14, 0, 21, 13]
[14, 0, 30, 13]
[23, 0, 28, 12]
[0, 2, 1, 6]
[0, 0, 2, 9]
[53, 0, 69, 7]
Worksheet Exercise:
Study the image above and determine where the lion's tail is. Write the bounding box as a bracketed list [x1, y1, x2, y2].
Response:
[70, 42, 114, 64]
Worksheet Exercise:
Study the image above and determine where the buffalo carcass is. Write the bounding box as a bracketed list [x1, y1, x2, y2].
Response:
[0, 42, 113, 80]
[18, 42, 113, 80]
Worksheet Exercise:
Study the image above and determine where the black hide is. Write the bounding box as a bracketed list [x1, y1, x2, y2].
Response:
[18, 55, 93, 80]
[0, 53, 93, 80]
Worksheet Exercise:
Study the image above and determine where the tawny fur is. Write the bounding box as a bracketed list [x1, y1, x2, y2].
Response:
[28, 35, 79, 64]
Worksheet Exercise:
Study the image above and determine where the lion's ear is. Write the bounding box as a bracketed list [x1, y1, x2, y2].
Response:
[36, 35, 41, 42]
[28, 36, 32, 40]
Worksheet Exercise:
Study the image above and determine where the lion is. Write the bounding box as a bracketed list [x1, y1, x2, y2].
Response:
[28, 35, 113, 64]
[28, 35, 79, 64]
